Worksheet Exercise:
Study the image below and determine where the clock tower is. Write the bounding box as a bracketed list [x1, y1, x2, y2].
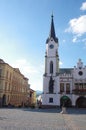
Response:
[42, 15, 60, 108]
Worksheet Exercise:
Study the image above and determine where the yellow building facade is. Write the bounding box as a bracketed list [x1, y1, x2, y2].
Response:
[30, 89, 36, 105]
[0, 59, 29, 107]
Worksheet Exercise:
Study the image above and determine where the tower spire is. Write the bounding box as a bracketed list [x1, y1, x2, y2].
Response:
[46, 14, 58, 43]
[49, 14, 56, 39]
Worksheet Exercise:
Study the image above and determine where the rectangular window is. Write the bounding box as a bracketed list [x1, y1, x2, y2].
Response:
[6, 71, 8, 79]
[75, 83, 78, 89]
[10, 73, 11, 80]
[84, 83, 86, 89]
[0, 69, 2, 77]
[49, 98, 53, 103]
[66, 83, 70, 94]
[79, 83, 83, 89]
[60, 83, 64, 92]
[5, 82, 7, 90]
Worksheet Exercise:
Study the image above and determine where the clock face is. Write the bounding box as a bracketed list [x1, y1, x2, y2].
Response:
[78, 71, 83, 76]
[49, 44, 54, 49]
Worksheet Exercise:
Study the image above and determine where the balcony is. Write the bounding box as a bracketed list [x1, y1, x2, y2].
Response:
[72, 89, 86, 95]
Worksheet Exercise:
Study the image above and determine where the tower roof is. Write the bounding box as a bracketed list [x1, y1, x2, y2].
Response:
[49, 14, 56, 39]
[46, 15, 58, 43]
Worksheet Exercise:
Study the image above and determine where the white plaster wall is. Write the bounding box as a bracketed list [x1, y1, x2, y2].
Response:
[42, 76, 60, 105]
[43, 76, 50, 93]
[43, 76, 59, 93]
[71, 95, 80, 106]
[73, 68, 86, 79]
[42, 94, 59, 105]
[46, 40, 58, 57]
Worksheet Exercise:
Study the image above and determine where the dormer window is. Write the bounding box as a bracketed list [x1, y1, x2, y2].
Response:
[50, 38, 53, 41]
[79, 67, 82, 69]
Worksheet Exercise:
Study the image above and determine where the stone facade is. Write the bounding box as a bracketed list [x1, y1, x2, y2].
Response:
[0, 59, 29, 107]
[28, 89, 36, 107]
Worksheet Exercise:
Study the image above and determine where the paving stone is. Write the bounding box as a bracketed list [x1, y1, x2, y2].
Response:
[0, 108, 86, 130]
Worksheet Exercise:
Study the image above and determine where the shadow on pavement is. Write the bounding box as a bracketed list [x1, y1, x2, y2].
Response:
[67, 108, 86, 115]
[22, 107, 86, 114]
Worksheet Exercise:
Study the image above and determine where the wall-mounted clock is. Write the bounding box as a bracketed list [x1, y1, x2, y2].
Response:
[78, 71, 83, 76]
[49, 44, 54, 49]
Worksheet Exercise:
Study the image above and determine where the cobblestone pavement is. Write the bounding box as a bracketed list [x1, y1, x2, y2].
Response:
[0, 108, 86, 130]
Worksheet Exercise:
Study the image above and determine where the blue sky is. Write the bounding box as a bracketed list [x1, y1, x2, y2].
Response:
[0, 0, 86, 91]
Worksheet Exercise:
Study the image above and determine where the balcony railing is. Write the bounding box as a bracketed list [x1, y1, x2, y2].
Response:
[72, 89, 86, 95]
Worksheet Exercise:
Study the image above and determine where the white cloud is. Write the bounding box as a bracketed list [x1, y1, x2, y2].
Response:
[72, 36, 86, 43]
[11, 59, 44, 91]
[12, 59, 40, 74]
[65, 15, 86, 36]
[62, 39, 66, 43]
[59, 61, 63, 66]
[72, 37, 77, 43]
[80, 2, 86, 11]
[11, 59, 63, 90]
[82, 38, 86, 42]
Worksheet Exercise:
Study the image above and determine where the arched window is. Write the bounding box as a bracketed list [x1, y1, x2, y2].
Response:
[50, 61, 53, 74]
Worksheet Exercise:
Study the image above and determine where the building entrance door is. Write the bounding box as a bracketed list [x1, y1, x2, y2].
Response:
[76, 96, 86, 108]
[60, 96, 72, 107]
[2, 94, 6, 107]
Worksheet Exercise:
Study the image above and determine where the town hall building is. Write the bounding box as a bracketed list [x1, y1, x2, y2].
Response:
[42, 15, 86, 108]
